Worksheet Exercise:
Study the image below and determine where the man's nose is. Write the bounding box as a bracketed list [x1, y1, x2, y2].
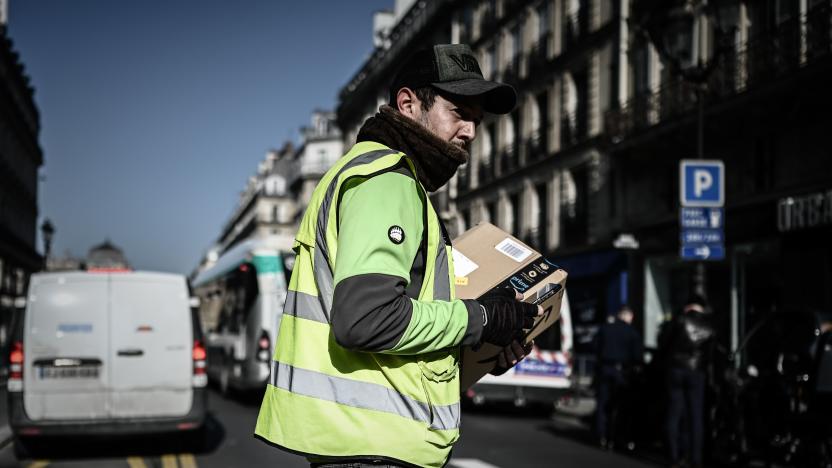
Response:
[458, 121, 475, 142]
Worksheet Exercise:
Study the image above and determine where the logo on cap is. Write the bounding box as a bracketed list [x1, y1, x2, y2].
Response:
[449, 54, 482, 75]
[388, 226, 405, 244]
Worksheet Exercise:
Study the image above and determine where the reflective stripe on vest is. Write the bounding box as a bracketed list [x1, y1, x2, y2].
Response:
[314, 149, 399, 319]
[270, 361, 459, 431]
[283, 290, 327, 324]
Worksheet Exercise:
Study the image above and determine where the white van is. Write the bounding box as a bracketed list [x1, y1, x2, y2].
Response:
[7, 271, 207, 449]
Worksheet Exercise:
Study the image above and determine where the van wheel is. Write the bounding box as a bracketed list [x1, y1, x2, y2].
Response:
[13, 436, 32, 460]
[185, 425, 209, 453]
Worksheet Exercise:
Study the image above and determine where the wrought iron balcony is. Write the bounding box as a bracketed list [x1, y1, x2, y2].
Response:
[524, 131, 547, 162]
[605, 3, 832, 143]
[560, 110, 589, 148]
[563, 7, 590, 50]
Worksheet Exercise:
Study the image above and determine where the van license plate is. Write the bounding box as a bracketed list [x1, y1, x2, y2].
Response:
[38, 366, 100, 379]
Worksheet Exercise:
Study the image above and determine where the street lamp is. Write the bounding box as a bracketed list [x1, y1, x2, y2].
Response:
[633, 0, 738, 158]
[40, 218, 55, 270]
[631, 0, 738, 299]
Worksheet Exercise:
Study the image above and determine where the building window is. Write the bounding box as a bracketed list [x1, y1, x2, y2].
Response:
[562, 70, 588, 147]
[486, 44, 497, 80]
[481, 0, 497, 34]
[564, 0, 589, 48]
[480, 122, 497, 184]
[487, 122, 497, 165]
[511, 25, 522, 70]
[460, 6, 474, 43]
[535, 90, 550, 157]
[534, 182, 549, 251]
[509, 192, 521, 236]
[509, 109, 521, 162]
[608, 164, 618, 218]
[486, 200, 498, 226]
[561, 166, 589, 247]
[538, 1, 551, 38]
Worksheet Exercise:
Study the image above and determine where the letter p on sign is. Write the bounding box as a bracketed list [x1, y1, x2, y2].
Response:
[694, 170, 713, 197]
[681, 160, 724, 207]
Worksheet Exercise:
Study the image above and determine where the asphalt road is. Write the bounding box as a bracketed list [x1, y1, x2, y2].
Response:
[0, 388, 656, 468]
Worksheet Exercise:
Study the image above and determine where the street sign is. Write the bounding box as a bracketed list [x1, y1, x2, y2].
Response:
[681, 229, 724, 244]
[680, 160, 725, 261]
[680, 160, 724, 207]
[680, 207, 723, 229]
[681, 244, 725, 261]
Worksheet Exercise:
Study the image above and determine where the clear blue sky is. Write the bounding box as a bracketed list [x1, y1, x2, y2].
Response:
[7, 0, 390, 274]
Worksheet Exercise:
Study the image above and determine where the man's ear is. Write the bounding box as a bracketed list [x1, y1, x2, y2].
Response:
[396, 87, 421, 119]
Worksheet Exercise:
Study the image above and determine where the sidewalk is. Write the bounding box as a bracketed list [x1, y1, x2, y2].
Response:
[552, 392, 595, 431]
[549, 393, 667, 467]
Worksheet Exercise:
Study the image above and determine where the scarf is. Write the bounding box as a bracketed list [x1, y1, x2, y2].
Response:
[355, 105, 469, 192]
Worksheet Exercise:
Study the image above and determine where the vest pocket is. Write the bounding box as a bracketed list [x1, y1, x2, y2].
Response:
[417, 352, 460, 448]
[417, 351, 458, 383]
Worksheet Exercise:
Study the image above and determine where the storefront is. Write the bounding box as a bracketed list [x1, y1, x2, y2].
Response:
[552, 249, 628, 355]
[638, 186, 832, 360]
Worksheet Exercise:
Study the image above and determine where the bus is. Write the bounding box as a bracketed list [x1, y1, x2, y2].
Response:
[191, 238, 293, 395]
[465, 291, 573, 408]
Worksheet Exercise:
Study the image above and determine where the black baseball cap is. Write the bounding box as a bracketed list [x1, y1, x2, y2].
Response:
[389, 44, 517, 115]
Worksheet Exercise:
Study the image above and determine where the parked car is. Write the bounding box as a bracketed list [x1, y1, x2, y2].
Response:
[7, 270, 207, 455]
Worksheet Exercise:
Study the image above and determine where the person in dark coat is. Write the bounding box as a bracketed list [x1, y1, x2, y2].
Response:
[595, 305, 643, 449]
[660, 294, 715, 468]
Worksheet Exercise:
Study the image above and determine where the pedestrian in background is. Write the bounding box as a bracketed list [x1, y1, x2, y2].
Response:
[255, 44, 542, 468]
[659, 294, 715, 468]
[594, 305, 643, 450]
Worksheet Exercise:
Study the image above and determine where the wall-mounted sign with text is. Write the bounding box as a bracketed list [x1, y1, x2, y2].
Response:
[778, 189, 832, 232]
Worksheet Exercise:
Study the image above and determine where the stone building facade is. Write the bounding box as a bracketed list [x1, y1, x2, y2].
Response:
[194, 110, 342, 275]
[337, 0, 832, 359]
[0, 25, 42, 312]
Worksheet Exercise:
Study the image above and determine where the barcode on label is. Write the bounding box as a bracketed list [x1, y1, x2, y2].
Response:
[495, 238, 532, 262]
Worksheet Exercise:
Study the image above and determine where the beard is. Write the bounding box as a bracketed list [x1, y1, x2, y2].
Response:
[419, 112, 467, 150]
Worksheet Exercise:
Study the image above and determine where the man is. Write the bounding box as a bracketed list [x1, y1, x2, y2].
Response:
[659, 295, 715, 468]
[255, 44, 541, 468]
[594, 305, 642, 450]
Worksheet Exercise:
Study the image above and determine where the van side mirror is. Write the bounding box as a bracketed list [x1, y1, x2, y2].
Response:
[13, 297, 26, 309]
[189, 297, 201, 308]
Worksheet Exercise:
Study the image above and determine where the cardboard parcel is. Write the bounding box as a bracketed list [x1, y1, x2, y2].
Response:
[452, 222, 568, 390]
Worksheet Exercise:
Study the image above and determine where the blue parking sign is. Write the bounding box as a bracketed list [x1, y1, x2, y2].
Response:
[680, 160, 724, 207]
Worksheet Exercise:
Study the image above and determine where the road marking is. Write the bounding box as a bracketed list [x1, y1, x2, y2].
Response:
[127, 457, 148, 468]
[161, 454, 178, 468]
[27, 462, 49, 468]
[178, 453, 198, 468]
[448, 459, 501, 468]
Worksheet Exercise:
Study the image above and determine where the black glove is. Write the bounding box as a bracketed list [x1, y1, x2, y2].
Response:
[489, 341, 534, 376]
[477, 287, 538, 347]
